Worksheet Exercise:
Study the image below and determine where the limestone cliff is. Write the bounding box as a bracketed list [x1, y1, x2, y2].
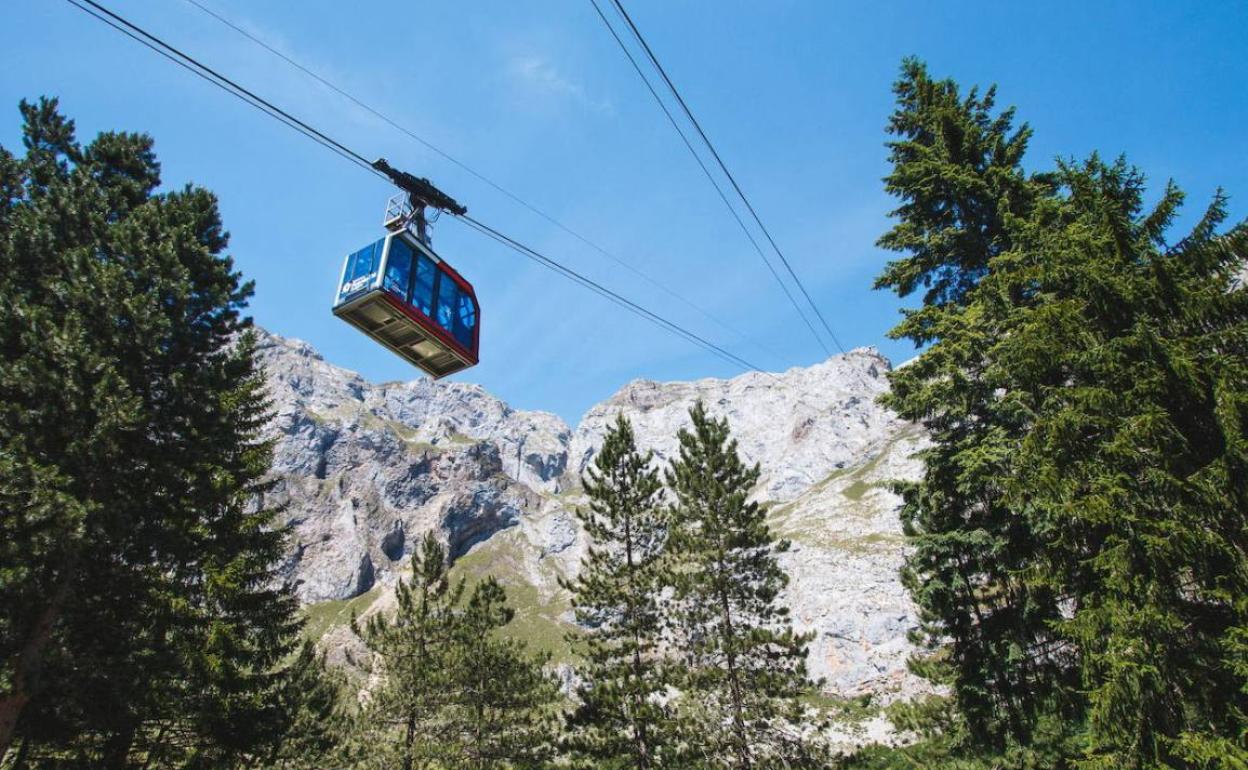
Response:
[257, 329, 929, 709]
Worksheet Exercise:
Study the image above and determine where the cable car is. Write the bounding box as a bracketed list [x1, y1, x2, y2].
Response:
[333, 160, 479, 378]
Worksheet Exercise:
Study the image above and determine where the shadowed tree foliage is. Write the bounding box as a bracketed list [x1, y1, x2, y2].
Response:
[563, 414, 673, 769]
[263, 641, 351, 770]
[0, 98, 302, 767]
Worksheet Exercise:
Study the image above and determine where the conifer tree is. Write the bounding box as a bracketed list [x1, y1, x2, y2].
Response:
[875, 59, 1072, 747]
[444, 578, 561, 770]
[0, 98, 301, 766]
[989, 158, 1248, 768]
[665, 402, 817, 770]
[876, 59, 1248, 768]
[264, 641, 351, 770]
[350, 536, 559, 770]
[564, 414, 671, 769]
[352, 532, 462, 770]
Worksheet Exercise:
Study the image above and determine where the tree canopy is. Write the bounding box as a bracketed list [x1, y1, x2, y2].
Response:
[0, 97, 301, 768]
[873, 59, 1248, 769]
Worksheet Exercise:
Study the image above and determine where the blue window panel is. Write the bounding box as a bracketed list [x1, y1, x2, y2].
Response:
[338, 239, 385, 302]
[342, 251, 358, 284]
[454, 293, 476, 349]
[384, 238, 412, 299]
[350, 240, 381, 282]
[435, 272, 458, 333]
[412, 254, 436, 317]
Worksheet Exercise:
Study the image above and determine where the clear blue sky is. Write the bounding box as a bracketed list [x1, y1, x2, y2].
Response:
[4, 1, 1246, 424]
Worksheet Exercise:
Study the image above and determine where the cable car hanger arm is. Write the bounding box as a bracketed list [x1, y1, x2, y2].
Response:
[371, 158, 467, 216]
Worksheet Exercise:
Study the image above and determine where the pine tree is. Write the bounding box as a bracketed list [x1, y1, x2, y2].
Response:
[874, 59, 1074, 748]
[350, 537, 559, 770]
[563, 414, 672, 769]
[665, 402, 818, 770]
[263, 641, 351, 770]
[985, 158, 1248, 768]
[352, 532, 462, 770]
[876, 59, 1248, 768]
[444, 578, 561, 770]
[0, 98, 301, 766]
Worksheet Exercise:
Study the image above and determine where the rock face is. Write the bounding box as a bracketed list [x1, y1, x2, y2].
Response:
[571, 350, 900, 502]
[258, 332, 564, 602]
[257, 329, 929, 703]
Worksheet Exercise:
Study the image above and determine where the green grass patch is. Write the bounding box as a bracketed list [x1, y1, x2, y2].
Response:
[450, 531, 576, 663]
[842, 479, 874, 501]
[302, 586, 383, 642]
[803, 692, 883, 725]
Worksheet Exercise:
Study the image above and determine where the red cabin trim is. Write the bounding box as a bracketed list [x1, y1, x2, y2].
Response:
[380, 289, 479, 366]
[433, 262, 481, 356]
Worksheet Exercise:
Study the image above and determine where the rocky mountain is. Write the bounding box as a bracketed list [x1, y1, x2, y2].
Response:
[256, 329, 930, 717]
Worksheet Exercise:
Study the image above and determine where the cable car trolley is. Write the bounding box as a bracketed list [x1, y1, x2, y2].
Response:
[333, 160, 479, 378]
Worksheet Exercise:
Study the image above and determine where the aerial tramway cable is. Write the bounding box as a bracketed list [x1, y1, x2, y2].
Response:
[591, 0, 847, 355]
[587, 0, 830, 358]
[180, 0, 785, 368]
[63, 0, 774, 378]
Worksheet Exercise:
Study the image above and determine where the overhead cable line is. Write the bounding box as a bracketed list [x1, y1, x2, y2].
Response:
[181, 0, 784, 368]
[65, 0, 383, 180]
[588, 0, 830, 358]
[64, 0, 773, 378]
[596, 0, 847, 355]
[458, 215, 769, 375]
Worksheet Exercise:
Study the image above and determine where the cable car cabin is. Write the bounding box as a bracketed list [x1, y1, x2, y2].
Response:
[333, 231, 480, 378]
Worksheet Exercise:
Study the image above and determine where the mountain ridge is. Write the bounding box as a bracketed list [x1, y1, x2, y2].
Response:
[255, 327, 931, 714]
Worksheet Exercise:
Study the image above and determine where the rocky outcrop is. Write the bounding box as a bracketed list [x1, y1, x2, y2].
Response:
[258, 332, 552, 602]
[256, 329, 929, 703]
[571, 348, 899, 501]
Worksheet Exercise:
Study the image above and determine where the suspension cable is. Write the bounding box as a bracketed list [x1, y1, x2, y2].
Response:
[63, 0, 774, 377]
[180, 0, 786, 367]
[458, 215, 773, 376]
[595, 0, 847, 354]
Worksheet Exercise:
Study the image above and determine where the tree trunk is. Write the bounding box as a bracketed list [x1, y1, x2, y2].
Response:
[10, 734, 30, 770]
[403, 712, 416, 770]
[0, 556, 77, 762]
[715, 554, 750, 770]
[101, 721, 137, 770]
[624, 511, 651, 770]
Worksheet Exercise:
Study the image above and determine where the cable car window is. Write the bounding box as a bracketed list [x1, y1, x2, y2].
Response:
[338, 240, 381, 300]
[436, 273, 457, 333]
[384, 238, 412, 298]
[342, 251, 357, 284]
[454, 294, 476, 349]
[349, 241, 379, 282]
[412, 254, 436, 317]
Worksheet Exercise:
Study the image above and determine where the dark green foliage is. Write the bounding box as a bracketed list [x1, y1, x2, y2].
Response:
[875, 59, 1248, 768]
[264, 642, 352, 769]
[444, 578, 561, 770]
[563, 414, 672, 769]
[351, 532, 463, 769]
[0, 98, 302, 767]
[997, 159, 1248, 768]
[665, 403, 820, 769]
[351, 533, 559, 770]
[877, 59, 1072, 746]
[875, 57, 1045, 311]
